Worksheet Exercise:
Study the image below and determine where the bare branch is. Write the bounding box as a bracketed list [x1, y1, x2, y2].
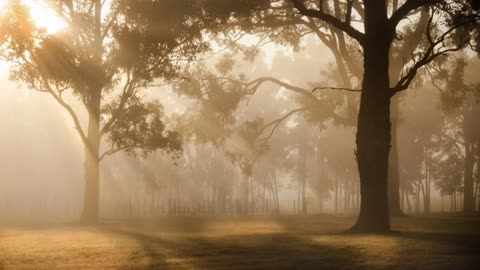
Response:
[258, 107, 308, 143]
[245, 77, 312, 96]
[312, 86, 361, 93]
[345, 0, 353, 26]
[389, 0, 440, 29]
[100, 146, 129, 161]
[290, 0, 365, 45]
[38, 74, 89, 148]
[391, 8, 478, 94]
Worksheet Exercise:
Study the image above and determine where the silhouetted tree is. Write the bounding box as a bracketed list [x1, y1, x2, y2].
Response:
[287, 0, 479, 232]
[435, 58, 480, 213]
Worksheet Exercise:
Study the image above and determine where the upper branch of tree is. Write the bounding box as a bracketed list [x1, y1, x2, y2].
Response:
[99, 144, 142, 161]
[312, 86, 361, 93]
[391, 8, 478, 95]
[290, 0, 365, 45]
[345, 0, 353, 25]
[244, 77, 312, 96]
[258, 107, 308, 143]
[389, 0, 440, 30]
[38, 72, 89, 148]
[99, 69, 135, 137]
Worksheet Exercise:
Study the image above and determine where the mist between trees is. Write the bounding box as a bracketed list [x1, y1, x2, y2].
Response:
[0, 0, 478, 233]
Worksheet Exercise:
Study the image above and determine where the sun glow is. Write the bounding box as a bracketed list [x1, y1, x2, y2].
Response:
[26, 0, 67, 33]
[0, 0, 67, 33]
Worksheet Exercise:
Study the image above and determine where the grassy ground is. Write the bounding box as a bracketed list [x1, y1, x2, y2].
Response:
[0, 215, 479, 269]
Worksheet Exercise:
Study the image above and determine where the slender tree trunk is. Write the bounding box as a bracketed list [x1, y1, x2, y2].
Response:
[334, 174, 339, 213]
[424, 146, 431, 215]
[388, 97, 404, 216]
[451, 192, 454, 212]
[343, 173, 348, 213]
[351, 1, 392, 232]
[300, 146, 307, 215]
[404, 189, 412, 214]
[464, 139, 475, 213]
[474, 172, 479, 211]
[318, 192, 323, 213]
[272, 171, 280, 214]
[454, 190, 457, 212]
[415, 182, 420, 214]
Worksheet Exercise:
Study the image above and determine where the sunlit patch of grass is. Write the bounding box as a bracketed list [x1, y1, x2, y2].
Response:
[311, 235, 402, 267]
[204, 219, 286, 236]
[0, 227, 141, 269]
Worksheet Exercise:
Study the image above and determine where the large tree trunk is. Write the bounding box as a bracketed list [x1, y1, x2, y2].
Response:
[80, 0, 102, 224]
[80, 94, 101, 223]
[351, 0, 392, 232]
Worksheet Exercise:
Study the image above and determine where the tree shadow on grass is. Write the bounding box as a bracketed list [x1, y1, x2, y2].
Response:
[108, 229, 364, 270]
[104, 216, 480, 270]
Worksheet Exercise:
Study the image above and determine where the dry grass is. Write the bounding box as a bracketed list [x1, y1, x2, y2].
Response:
[0, 215, 479, 270]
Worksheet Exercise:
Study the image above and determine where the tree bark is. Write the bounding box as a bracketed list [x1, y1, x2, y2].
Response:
[351, 0, 392, 232]
[80, 93, 101, 223]
[80, 0, 102, 224]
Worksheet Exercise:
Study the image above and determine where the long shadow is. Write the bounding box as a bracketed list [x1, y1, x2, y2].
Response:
[109, 228, 480, 270]
[100, 215, 480, 270]
[277, 215, 480, 269]
[107, 228, 364, 270]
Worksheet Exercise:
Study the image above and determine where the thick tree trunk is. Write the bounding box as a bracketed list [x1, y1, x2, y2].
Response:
[80, 0, 102, 224]
[353, 90, 392, 232]
[351, 0, 392, 232]
[80, 95, 101, 223]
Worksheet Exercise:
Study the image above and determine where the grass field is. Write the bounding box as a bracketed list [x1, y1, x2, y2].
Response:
[0, 215, 479, 269]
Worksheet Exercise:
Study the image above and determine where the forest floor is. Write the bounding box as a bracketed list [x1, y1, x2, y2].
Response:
[0, 215, 479, 270]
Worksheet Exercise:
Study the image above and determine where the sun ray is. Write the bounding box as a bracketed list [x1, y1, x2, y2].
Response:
[0, 0, 67, 33]
[25, 0, 67, 33]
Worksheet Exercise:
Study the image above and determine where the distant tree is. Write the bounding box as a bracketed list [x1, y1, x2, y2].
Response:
[432, 150, 464, 212]
[434, 58, 480, 213]
[0, 0, 214, 222]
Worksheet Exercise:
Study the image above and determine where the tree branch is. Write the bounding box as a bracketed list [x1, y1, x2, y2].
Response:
[389, 0, 440, 30]
[258, 107, 308, 143]
[312, 86, 361, 93]
[391, 8, 478, 94]
[99, 69, 135, 137]
[39, 74, 89, 148]
[245, 77, 312, 96]
[290, 0, 365, 45]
